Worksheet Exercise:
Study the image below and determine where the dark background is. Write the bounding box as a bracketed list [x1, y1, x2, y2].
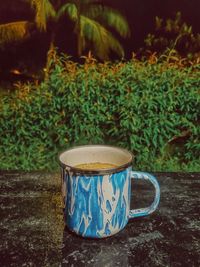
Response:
[0, 0, 200, 72]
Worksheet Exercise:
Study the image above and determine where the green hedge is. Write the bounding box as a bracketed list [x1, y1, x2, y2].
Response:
[0, 56, 200, 171]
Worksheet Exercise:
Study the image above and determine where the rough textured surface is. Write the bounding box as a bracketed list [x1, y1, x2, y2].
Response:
[0, 171, 199, 267]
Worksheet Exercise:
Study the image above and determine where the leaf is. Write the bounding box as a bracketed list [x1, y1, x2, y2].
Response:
[83, 5, 130, 38]
[101, 9, 130, 38]
[30, 0, 56, 31]
[0, 21, 33, 45]
[1, 55, 199, 171]
[57, 3, 78, 21]
[80, 15, 124, 60]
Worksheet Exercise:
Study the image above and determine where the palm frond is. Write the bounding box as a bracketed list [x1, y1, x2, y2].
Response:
[30, 0, 56, 31]
[57, 3, 78, 21]
[84, 5, 130, 38]
[80, 15, 124, 60]
[0, 21, 32, 45]
[80, 0, 99, 5]
[82, 2, 103, 17]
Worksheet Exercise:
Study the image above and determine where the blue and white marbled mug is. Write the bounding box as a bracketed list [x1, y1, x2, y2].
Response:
[59, 145, 160, 238]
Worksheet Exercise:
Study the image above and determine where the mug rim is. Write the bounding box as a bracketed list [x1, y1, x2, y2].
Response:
[58, 145, 133, 175]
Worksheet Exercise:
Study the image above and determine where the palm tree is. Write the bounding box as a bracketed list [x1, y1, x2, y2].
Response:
[57, 0, 130, 60]
[0, 0, 55, 47]
[30, 0, 56, 31]
[30, 0, 130, 59]
[0, 0, 130, 60]
[0, 21, 32, 47]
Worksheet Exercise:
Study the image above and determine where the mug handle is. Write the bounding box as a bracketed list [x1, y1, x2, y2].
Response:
[129, 171, 160, 219]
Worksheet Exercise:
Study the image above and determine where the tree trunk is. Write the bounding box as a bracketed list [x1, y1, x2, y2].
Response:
[45, 30, 56, 81]
[77, 31, 82, 57]
[76, 2, 82, 57]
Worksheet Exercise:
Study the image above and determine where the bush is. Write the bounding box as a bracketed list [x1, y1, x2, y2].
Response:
[142, 12, 200, 61]
[0, 53, 200, 171]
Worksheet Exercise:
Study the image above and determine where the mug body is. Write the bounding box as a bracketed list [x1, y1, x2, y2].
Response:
[59, 145, 133, 238]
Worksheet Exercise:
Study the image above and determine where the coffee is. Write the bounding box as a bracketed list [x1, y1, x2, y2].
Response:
[75, 162, 117, 170]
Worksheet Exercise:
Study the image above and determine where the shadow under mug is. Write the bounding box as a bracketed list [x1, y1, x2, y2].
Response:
[59, 145, 160, 238]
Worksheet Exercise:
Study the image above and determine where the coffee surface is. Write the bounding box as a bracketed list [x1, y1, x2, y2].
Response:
[75, 162, 117, 170]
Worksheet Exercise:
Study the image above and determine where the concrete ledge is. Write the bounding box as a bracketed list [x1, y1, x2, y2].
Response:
[0, 172, 199, 266]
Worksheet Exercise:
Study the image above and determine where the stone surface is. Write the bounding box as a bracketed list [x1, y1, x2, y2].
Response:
[0, 171, 199, 267]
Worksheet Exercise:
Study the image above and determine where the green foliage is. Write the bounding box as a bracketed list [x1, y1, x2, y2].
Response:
[30, 0, 56, 31]
[0, 21, 33, 47]
[57, 0, 130, 59]
[57, 3, 78, 21]
[0, 0, 129, 61]
[0, 0, 55, 60]
[143, 12, 200, 60]
[0, 54, 200, 171]
[0, 0, 55, 49]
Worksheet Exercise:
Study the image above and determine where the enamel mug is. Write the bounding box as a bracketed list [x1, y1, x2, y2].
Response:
[59, 145, 160, 238]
